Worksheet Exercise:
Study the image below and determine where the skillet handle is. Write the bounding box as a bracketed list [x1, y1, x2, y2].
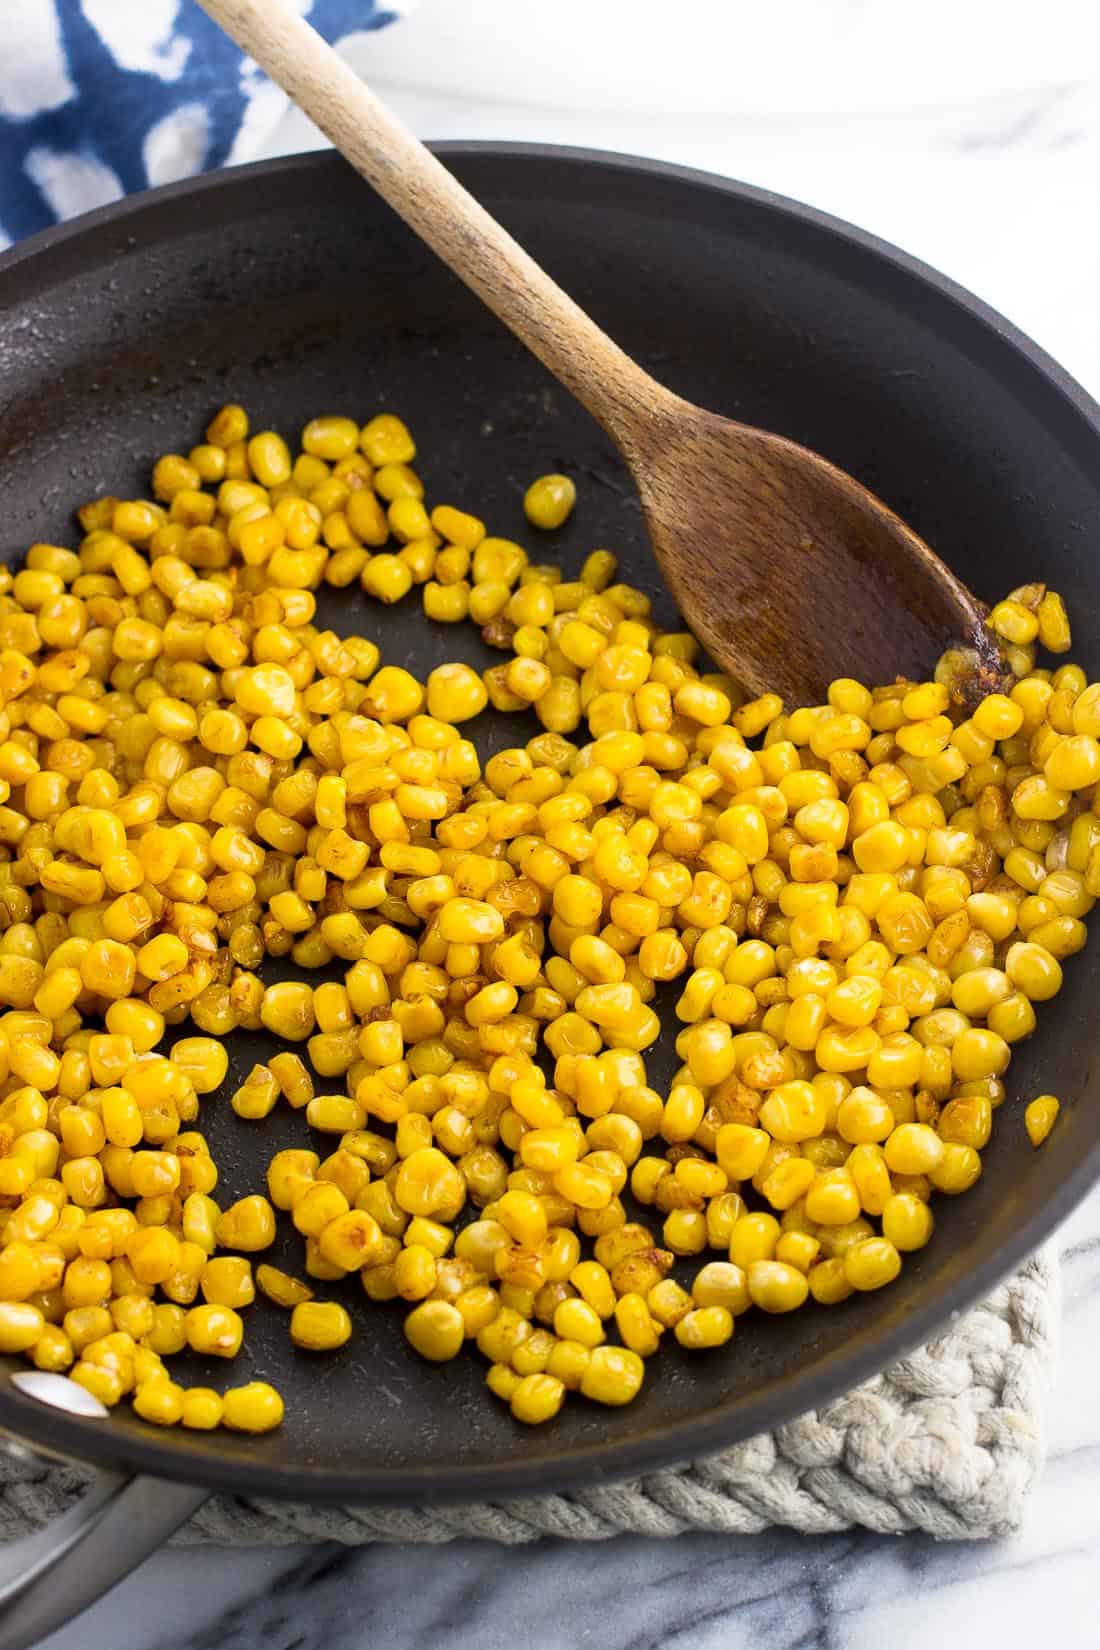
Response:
[0, 1468, 208, 1650]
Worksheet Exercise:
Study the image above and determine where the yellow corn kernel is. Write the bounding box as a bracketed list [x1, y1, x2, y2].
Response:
[216, 1196, 276, 1253]
[844, 1237, 903, 1291]
[0, 1302, 45, 1353]
[579, 1345, 644, 1406]
[290, 1300, 353, 1351]
[881, 1192, 934, 1251]
[184, 1304, 243, 1358]
[524, 474, 576, 530]
[404, 1299, 464, 1361]
[317, 1210, 384, 1271]
[808, 1257, 855, 1305]
[132, 1378, 185, 1427]
[200, 1257, 255, 1310]
[181, 1387, 224, 1430]
[1025, 1093, 1060, 1147]
[222, 1381, 284, 1433]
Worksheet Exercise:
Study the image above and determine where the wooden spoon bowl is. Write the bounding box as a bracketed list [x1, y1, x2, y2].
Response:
[625, 395, 1001, 700]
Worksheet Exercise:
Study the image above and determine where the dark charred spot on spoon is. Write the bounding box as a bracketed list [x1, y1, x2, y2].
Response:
[936, 613, 1015, 715]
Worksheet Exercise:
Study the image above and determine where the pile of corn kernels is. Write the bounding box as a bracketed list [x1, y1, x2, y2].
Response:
[0, 402, 1082, 1431]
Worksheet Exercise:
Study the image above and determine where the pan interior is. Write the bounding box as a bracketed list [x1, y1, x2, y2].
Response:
[0, 148, 1098, 1500]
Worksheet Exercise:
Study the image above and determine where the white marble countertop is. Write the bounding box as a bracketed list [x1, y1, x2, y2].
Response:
[33, 30, 1100, 1650]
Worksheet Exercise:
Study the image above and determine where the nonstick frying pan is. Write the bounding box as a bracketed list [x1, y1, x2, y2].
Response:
[1, 144, 1099, 1648]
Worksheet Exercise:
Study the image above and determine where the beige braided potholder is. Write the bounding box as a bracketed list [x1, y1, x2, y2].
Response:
[0, 1251, 1056, 1547]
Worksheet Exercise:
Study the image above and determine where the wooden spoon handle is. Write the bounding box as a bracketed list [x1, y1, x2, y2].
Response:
[198, 0, 672, 442]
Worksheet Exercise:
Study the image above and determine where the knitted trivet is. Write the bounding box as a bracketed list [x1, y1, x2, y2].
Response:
[0, 1250, 1055, 1547]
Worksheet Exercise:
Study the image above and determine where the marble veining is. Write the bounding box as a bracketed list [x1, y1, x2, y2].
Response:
[26, 57, 1100, 1650]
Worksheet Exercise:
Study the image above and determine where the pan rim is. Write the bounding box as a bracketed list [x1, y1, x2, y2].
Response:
[0, 141, 1097, 1503]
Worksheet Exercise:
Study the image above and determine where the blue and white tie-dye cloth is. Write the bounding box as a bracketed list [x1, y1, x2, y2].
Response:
[0, 0, 404, 249]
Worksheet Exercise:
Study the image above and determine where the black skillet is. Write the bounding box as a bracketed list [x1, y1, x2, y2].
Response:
[0, 144, 1099, 1648]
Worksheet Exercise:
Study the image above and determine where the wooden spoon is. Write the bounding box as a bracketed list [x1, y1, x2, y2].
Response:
[199, 0, 1000, 705]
